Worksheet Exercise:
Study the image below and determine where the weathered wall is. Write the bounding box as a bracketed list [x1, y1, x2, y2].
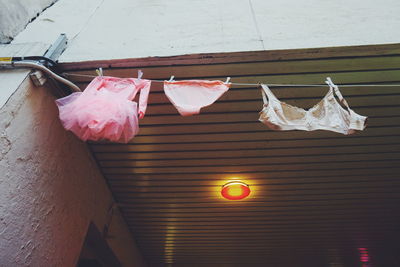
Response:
[0, 0, 58, 43]
[0, 73, 146, 266]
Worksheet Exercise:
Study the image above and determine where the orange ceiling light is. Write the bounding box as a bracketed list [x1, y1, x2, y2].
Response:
[221, 181, 251, 200]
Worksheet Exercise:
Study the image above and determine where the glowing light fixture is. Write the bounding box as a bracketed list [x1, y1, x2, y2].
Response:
[221, 181, 250, 200]
[358, 248, 370, 263]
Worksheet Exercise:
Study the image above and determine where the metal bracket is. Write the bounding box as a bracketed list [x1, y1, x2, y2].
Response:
[29, 34, 68, 87]
[30, 70, 47, 87]
[43, 33, 68, 62]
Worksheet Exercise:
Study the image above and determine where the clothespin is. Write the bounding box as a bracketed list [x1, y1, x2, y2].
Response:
[96, 67, 103, 77]
[168, 76, 175, 82]
[137, 70, 145, 119]
[225, 77, 231, 84]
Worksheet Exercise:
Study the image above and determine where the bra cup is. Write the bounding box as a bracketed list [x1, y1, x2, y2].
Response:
[259, 100, 282, 130]
[271, 102, 288, 125]
[315, 93, 348, 132]
[327, 90, 356, 132]
[324, 97, 343, 129]
[337, 107, 349, 131]
[279, 103, 305, 124]
[336, 100, 357, 133]
[309, 100, 328, 129]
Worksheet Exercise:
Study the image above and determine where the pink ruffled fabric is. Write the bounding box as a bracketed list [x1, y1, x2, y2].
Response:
[56, 76, 151, 143]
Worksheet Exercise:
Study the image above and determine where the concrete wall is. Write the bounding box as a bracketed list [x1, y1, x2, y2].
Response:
[0, 73, 146, 266]
[0, 0, 58, 43]
[10, 0, 400, 62]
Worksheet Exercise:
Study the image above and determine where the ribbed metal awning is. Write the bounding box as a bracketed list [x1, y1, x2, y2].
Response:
[61, 44, 400, 267]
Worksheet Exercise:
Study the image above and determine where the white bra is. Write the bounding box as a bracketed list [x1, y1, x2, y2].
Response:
[258, 82, 367, 135]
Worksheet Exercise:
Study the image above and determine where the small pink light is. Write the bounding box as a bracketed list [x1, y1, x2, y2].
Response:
[358, 248, 370, 263]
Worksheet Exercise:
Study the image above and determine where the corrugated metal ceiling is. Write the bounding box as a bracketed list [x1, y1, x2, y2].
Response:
[61, 44, 400, 267]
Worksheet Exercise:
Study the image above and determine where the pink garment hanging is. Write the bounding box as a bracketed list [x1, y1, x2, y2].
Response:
[164, 79, 230, 116]
[56, 76, 151, 143]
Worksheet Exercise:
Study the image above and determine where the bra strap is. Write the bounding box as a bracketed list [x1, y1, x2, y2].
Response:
[332, 85, 350, 110]
[325, 77, 350, 111]
[261, 87, 268, 104]
[260, 84, 276, 104]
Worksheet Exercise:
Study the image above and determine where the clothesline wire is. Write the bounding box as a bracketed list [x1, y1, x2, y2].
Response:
[62, 72, 400, 87]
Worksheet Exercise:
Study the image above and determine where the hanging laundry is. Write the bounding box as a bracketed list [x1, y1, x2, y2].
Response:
[55, 76, 151, 143]
[258, 81, 367, 135]
[164, 79, 230, 116]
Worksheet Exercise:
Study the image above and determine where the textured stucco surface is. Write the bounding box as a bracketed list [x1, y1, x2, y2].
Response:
[0, 0, 58, 43]
[0, 74, 146, 266]
[0, 69, 31, 110]
[10, 0, 400, 62]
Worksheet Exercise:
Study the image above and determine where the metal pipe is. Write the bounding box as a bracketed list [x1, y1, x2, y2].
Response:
[11, 56, 57, 67]
[0, 61, 81, 92]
